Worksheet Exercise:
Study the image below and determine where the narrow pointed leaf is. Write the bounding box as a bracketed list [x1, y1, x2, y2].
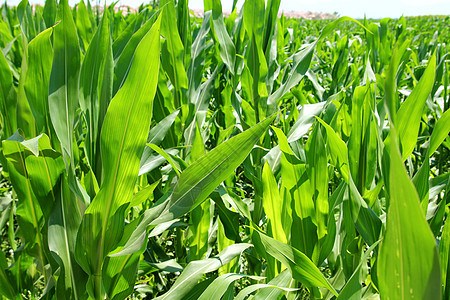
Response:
[378, 132, 441, 299]
[262, 162, 287, 243]
[24, 27, 53, 135]
[253, 230, 337, 296]
[198, 273, 264, 300]
[429, 107, 450, 156]
[397, 54, 436, 160]
[155, 244, 252, 300]
[49, 174, 87, 299]
[48, 0, 81, 160]
[151, 114, 276, 225]
[79, 7, 113, 175]
[75, 15, 161, 296]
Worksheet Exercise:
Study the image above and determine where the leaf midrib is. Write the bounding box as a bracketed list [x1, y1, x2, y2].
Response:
[98, 52, 146, 272]
[166, 129, 259, 217]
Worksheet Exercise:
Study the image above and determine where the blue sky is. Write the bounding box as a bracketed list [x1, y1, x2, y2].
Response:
[6, 0, 450, 19]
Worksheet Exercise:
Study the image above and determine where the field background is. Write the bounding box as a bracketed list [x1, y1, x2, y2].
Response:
[0, 0, 449, 299]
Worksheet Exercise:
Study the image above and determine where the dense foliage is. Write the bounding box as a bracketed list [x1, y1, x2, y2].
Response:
[0, 0, 449, 299]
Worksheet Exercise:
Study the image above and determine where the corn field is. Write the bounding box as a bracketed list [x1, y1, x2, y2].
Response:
[0, 0, 449, 299]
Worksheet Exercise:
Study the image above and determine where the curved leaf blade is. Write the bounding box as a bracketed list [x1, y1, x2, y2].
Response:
[378, 132, 441, 299]
[75, 13, 162, 297]
[151, 114, 276, 225]
[48, 0, 81, 160]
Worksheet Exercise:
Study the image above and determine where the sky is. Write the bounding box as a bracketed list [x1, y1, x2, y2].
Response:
[5, 0, 450, 19]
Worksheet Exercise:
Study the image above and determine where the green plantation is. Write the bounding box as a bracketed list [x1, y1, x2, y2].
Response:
[0, 0, 449, 298]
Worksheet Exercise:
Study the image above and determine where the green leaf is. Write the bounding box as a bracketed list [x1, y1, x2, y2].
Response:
[187, 11, 211, 99]
[305, 126, 328, 240]
[103, 216, 148, 300]
[184, 65, 220, 146]
[0, 248, 16, 299]
[176, 0, 191, 67]
[348, 84, 375, 192]
[254, 269, 293, 300]
[278, 146, 316, 260]
[42, 0, 57, 28]
[16, 34, 36, 139]
[103, 251, 143, 300]
[75, 14, 161, 298]
[347, 175, 382, 246]
[188, 121, 211, 261]
[213, 194, 239, 242]
[316, 117, 349, 182]
[262, 162, 287, 243]
[160, 0, 188, 107]
[148, 110, 180, 146]
[79, 6, 113, 177]
[17, 0, 36, 41]
[2, 132, 46, 263]
[0, 49, 16, 138]
[111, 16, 138, 60]
[155, 243, 252, 300]
[147, 143, 182, 177]
[76, 0, 92, 52]
[268, 17, 369, 107]
[317, 117, 381, 246]
[429, 107, 450, 156]
[267, 42, 315, 106]
[235, 283, 298, 300]
[129, 181, 159, 208]
[265, 102, 325, 171]
[49, 174, 87, 299]
[24, 134, 64, 220]
[139, 110, 180, 176]
[190, 121, 206, 163]
[151, 114, 276, 225]
[440, 206, 450, 299]
[198, 273, 264, 300]
[383, 39, 410, 125]
[397, 54, 436, 160]
[24, 27, 53, 136]
[412, 154, 430, 212]
[337, 241, 380, 300]
[378, 131, 441, 299]
[253, 230, 337, 296]
[139, 148, 180, 176]
[244, 0, 268, 112]
[188, 202, 211, 262]
[113, 12, 157, 94]
[211, 0, 236, 74]
[48, 0, 81, 160]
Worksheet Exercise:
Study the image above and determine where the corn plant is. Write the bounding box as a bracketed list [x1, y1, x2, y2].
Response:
[0, 0, 449, 299]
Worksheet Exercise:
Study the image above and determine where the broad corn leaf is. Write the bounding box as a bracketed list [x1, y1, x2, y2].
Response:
[75, 14, 161, 298]
[2, 132, 46, 264]
[113, 13, 157, 94]
[378, 132, 441, 299]
[397, 54, 436, 160]
[23, 27, 53, 136]
[155, 244, 252, 300]
[24, 134, 64, 220]
[0, 50, 16, 138]
[211, 0, 236, 74]
[49, 174, 87, 299]
[198, 273, 264, 300]
[160, 0, 188, 107]
[253, 230, 337, 296]
[151, 114, 276, 225]
[429, 107, 450, 156]
[79, 6, 113, 178]
[48, 0, 81, 160]
[262, 162, 287, 244]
